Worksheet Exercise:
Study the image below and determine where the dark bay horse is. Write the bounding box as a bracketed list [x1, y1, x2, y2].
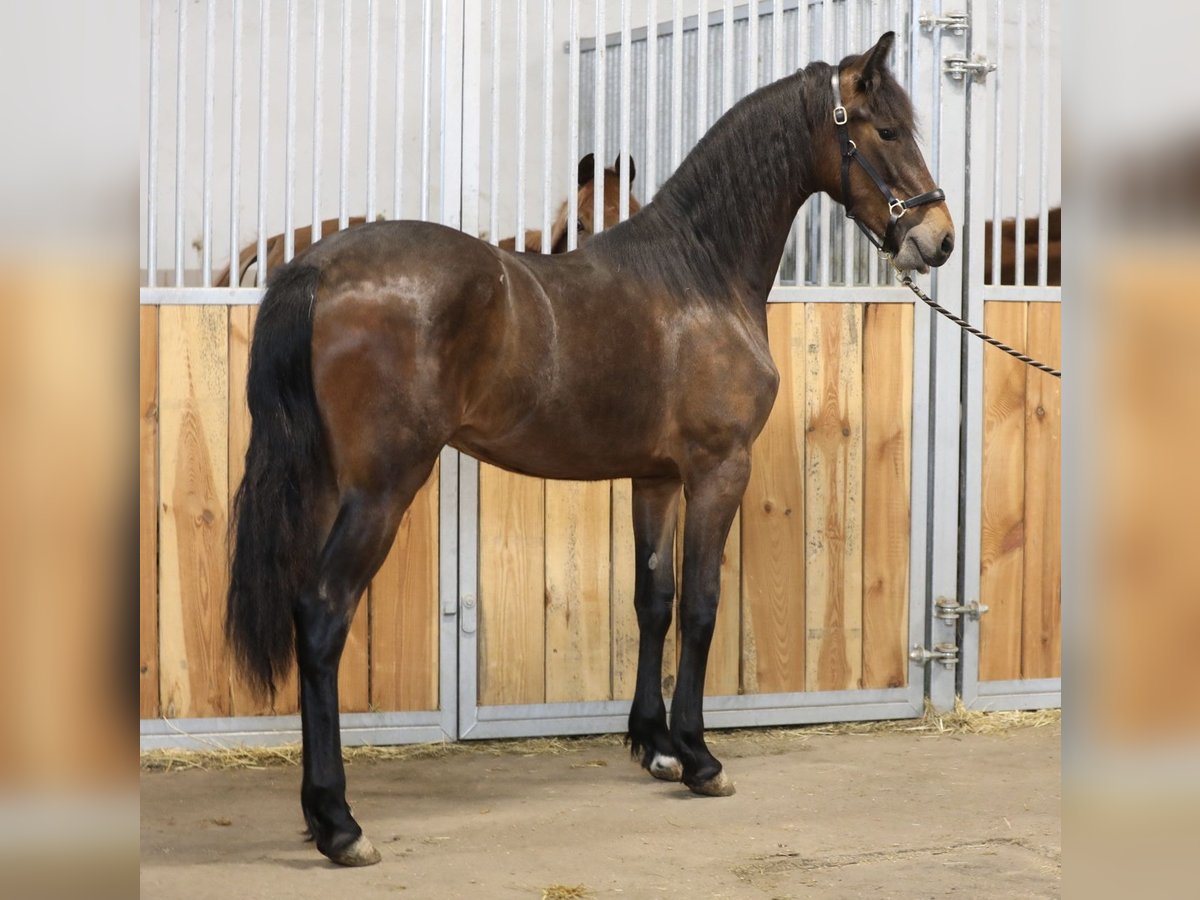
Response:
[215, 155, 637, 286]
[227, 33, 953, 867]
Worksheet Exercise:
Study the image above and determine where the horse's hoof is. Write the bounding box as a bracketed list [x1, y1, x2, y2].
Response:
[688, 769, 736, 797]
[648, 753, 683, 782]
[330, 835, 382, 867]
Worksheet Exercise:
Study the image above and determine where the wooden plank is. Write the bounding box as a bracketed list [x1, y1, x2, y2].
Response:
[979, 302, 1028, 682]
[545, 480, 612, 703]
[339, 600, 371, 711]
[741, 303, 806, 694]
[804, 304, 864, 692]
[140, 306, 159, 719]
[157, 306, 232, 718]
[1021, 304, 1061, 679]
[861, 303, 913, 690]
[478, 466, 546, 705]
[610, 479, 638, 700]
[370, 464, 441, 711]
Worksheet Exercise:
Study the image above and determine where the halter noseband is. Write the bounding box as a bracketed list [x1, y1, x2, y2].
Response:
[831, 69, 945, 255]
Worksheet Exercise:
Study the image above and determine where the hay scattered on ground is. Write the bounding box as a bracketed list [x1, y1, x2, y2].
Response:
[541, 885, 590, 900]
[141, 703, 1057, 773]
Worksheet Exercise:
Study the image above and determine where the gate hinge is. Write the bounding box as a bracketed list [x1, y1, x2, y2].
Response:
[943, 55, 997, 81]
[934, 597, 990, 622]
[918, 12, 970, 35]
[910, 643, 959, 668]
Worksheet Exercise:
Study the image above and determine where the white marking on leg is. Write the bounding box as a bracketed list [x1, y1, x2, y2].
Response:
[648, 552, 658, 570]
[649, 753, 683, 781]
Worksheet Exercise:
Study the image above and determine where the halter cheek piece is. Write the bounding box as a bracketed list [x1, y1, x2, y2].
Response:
[831, 69, 945, 255]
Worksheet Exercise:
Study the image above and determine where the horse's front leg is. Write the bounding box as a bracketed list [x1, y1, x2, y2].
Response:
[672, 452, 751, 796]
[627, 476, 684, 781]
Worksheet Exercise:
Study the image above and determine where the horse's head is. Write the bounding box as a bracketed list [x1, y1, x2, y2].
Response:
[824, 32, 954, 273]
[573, 153, 641, 242]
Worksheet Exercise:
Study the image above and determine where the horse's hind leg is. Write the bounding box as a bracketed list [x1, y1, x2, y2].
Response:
[296, 450, 438, 867]
[626, 477, 684, 781]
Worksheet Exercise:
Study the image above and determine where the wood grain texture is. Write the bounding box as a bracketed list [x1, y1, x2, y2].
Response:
[741, 303, 807, 694]
[479, 466, 546, 705]
[979, 302, 1028, 682]
[707, 510, 742, 696]
[610, 480, 638, 700]
[370, 465, 441, 711]
[862, 304, 913, 690]
[157, 306, 232, 718]
[140, 306, 159, 719]
[545, 480, 613, 702]
[804, 304, 864, 692]
[339, 600, 371, 711]
[1021, 304, 1061, 679]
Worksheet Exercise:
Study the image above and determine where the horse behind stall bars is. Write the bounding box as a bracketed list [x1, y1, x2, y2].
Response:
[214, 154, 637, 286]
[227, 34, 953, 867]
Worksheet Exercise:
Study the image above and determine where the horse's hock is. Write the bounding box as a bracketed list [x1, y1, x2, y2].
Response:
[141, 1, 1060, 751]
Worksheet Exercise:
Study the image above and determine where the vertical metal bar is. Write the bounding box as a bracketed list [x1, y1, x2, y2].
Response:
[722, 0, 733, 111]
[461, 0, 481, 236]
[256, 0, 270, 286]
[516, 0, 528, 250]
[619, 0, 631, 221]
[201, 0, 216, 286]
[794, 0, 808, 283]
[392, 0, 406, 219]
[990, 0, 1002, 285]
[420, 0, 433, 220]
[772, 0, 783, 80]
[489, 0, 501, 244]
[1015, 0, 1027, 287]
[697, 0, 708, 146]
[366, 0, 379, 221]
[820, 0, 833, 286]
[438, 0, 457, 231]
[228, 0, 243, 286]
[670, 0, 682, 174]
[339, 0, 353, 229]
[594, 0, 607, 234]
[568, 0, 580, 249]
[312, 0, 325, 240]
[643, 0, 657, 201]
[283, 0, 297, 261]
[174, 0, 188, 286]
[1037, 0, 1050, 286]
[842, 0, 857, 284]
[542, 0, 556, 249]
[747, 0, 758, 94]
[146, 0, 160, 287]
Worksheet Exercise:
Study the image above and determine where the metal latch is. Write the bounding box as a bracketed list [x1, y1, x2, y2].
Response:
[934, 597, 990, 623]
[910, 643, 959, 668]
[943, 55, 997, 81]
[918, 12, 970, 34]
[460, 593, 477, 634]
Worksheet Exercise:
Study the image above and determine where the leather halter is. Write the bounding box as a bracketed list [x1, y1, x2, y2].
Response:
[831, 69, 945, 255]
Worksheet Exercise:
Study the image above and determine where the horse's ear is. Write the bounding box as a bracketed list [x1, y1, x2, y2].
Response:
[855, 31, 895, 92]
[611, 154, 636, 183]
[578, 153, 596, 186]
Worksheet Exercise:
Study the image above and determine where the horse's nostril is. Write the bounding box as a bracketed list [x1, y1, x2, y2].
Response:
[940, 234, 954, 256]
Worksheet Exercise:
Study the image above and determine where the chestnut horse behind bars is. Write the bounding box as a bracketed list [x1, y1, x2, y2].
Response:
[227, 34, 953, 867]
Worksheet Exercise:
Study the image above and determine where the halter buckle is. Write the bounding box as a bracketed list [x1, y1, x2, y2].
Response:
[889, 199, 908, 220]
[833, 105, 848, 126]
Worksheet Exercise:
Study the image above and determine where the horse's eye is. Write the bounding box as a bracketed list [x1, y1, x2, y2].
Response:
[577, 219, 587, 232]
[877, 127, 899, 142]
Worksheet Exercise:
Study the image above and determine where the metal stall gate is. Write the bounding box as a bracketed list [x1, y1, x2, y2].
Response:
[140, 1, 1061, 751]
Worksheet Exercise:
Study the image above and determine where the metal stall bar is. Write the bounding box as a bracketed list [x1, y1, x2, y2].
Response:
[819, 0, 832, 286]
[229, 0, 243, 286]
[568, 0, 581, 249]
[146, 0, 160, 287]
[339, 0, 353, 230]
[489, 0, 501, 244]
[1014, 0, 1027, 286]
[748, 0, 759, 97]
[516, 0, 528, 250]
[366, 0, 379, 221]
[670, 0, 682, 181]
[1037, 0, 1050, 286]
[842, 0, 857, 284]
[392, 0, 406, 220]
[312, 1, 324, 242]
[420, 0, 432, 220]
[595, 0, 608, 233]
[771, 0, 783, 288]
[283, 0, 298, 262]
[793, 0, 808, 284]
[201, 0, 216, 285]
[255, 0, 270, 285]
[619, 1, 632, 221]
[723, 0, 733, 114]
[174, 0, 188, 286]
[697, 0, 709, 168]
[989, 0, 1002, 285]
[543, 0, 556, 249]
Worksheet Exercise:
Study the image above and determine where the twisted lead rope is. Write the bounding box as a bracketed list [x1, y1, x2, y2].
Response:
[892, 265, 1062, 379]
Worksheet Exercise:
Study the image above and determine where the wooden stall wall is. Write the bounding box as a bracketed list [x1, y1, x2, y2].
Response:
[477, 302, 915, 706]
[978, 301, 1062, 681]
[140, 306, 441, 720]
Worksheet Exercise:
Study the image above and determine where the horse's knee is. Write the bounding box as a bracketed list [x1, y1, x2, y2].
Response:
[679, 588, 719, 640]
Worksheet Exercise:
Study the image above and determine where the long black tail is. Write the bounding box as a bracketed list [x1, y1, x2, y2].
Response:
[227, 264, 326, 699]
